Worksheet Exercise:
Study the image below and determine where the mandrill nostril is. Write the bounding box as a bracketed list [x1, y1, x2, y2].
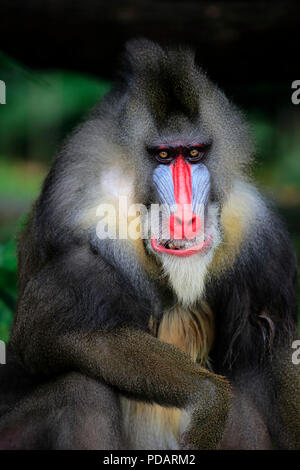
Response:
[169, 210, 202, 240]
[188, 216, 197, 226]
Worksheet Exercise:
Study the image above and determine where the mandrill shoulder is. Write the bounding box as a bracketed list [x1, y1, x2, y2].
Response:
[207, 179, 298, 370]
[210, 178, 297, 279]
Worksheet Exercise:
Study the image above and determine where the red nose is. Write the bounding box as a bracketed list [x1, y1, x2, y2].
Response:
[169, 205, 202, 240]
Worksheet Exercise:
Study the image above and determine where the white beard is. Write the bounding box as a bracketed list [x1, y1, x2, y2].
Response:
[148, 204, 221, 307]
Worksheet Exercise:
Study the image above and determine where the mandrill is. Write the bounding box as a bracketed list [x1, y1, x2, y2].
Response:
[0, 39, 299, 450]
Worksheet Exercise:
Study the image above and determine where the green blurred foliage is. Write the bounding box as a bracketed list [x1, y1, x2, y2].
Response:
[0, 240, 17, 342]
[0, 53, 299, 342]
[0, 53, 111, 340]
[0, 52, 111, 163]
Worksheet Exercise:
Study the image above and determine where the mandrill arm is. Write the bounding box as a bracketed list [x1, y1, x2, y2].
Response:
[9, 254, 231, 450]
[50, 328, 230, 449]
[269, 343, 300, 449]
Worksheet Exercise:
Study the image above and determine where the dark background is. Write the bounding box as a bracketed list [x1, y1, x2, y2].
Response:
[0, 0, 299, 340]
[1, 1, 299, 87]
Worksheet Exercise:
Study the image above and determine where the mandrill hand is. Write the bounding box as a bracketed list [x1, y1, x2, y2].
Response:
[181, 375, 231, 450]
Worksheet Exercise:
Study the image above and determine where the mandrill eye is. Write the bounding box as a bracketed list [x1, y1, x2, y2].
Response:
[190, 149, 199, 158]
[155, 149, 173, 164]
[159, 150, 169, 159]
[187, 147, 205, 163]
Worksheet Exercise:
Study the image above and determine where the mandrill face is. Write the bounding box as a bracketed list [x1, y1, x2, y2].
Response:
[142, 138, 223, 306]
[149, 142, 213, 257]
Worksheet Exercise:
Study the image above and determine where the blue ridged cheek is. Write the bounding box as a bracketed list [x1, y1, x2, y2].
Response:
[153, 165, 176, 209]
[191, 163, 210, 214]
[152, 162, 210, 214]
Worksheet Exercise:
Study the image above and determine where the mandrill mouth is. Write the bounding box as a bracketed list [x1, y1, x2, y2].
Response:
[151, 234, 213, 257]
